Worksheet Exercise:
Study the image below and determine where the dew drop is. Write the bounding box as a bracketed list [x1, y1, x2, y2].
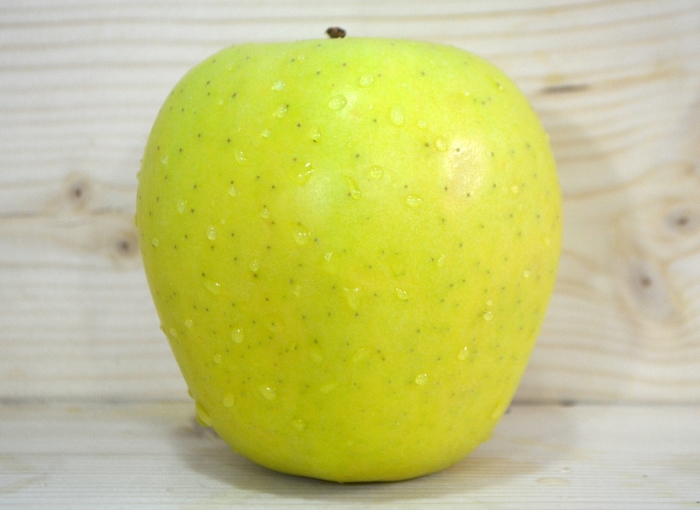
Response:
[272, 80, 286, 91]
[234, 149, 246, 164]
[184, 319, 193, 329]
[223, 394, 235, 408]
[486, 300, 493, 307]
[260, 206, 271, 219]
[293, 223, 311, 245]
[195, 401, 212, 427]
[258, 385, 277, 401]
[483, 310, 494, 321]
[369, 165, 383, 179]
[435, 137, 448, 152]
[309, 126, 322, 141]
[343, 287, 361, 311]
[523, 270, 531, 278]
[458, 346, 470, 360]
[415, 373, 429, 385]
[437, 254, 446, 268]
[160, 155, 169, 165]
[231, 328, 244, 344]
[177, 201, 186, 214]
[228, 184, 238, 197]
[405, 194, 422, 207]
[213, 353, 222, 364]
[249, 260, 260, 273]
[204, 279, 222, 295]
[320, 381, 338, 394]
[292, 418, 306, 432]
[417, 119, 427, 129]
[206, 226, 217, 241]
[168, 328, 178, 339]
[261, 129, 272, 138]
[511, 185, 519, 194]
[292, 285, 302, 296]
[328, 94, 348, 111]
[396, 288, 409, 300]
[390, 106, 405, 126]
[290, 162, 314, 185]
[343, 176, 362, 200]
[322, 252, 338, 274]
[359, 74, 374, 87]
[151, 237, 159, 247]
[352, 348, 368, 363]
[274, 104, 288, 118]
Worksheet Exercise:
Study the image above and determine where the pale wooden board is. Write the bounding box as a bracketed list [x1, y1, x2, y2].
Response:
[1, 0, 700, 403]
[0, 402, 698, 509]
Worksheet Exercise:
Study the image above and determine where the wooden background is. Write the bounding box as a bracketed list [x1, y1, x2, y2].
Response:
[1, 1, 699, 507]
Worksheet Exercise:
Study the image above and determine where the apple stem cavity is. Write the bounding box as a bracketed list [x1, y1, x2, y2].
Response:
[326, 27, 346, 39]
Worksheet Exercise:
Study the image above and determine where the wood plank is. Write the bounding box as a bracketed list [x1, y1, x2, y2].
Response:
[1, 1, 700, 402]
[1, 402, 698, 508]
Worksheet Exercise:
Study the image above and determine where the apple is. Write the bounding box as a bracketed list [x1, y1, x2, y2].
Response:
[135, 33, 561, 483]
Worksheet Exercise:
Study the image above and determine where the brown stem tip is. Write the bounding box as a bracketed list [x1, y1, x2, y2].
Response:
[326, 27, 346, 39]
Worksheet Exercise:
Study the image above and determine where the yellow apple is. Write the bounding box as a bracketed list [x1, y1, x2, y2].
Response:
[135, 35, 561, 483]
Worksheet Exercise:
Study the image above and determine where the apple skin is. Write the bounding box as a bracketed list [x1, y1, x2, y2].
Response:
[136, 37, 561, 483]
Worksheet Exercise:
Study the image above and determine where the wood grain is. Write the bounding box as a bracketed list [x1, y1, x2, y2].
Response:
[1, 0, 700, 402]
[1, 401, 698, 508]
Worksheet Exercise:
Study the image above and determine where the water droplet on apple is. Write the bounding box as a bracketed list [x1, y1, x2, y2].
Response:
[151, 237, 159, 247]
[292, 284, 302, 296]
[486, 300, 493, 307]
[320, 381, 338, 394]
[483, 310, 494, 321]
[309, 126, 322, 141]
[274, 104, 288, 118]
[234, 149, 246, 164]
[369, 165, 383, 179]
[228, 184, 238, 197]
[177, 201, 186, 214]
[206, 226, 217, 241]
[415, 373, 429, 385]
[390, 106, 405, 126]
[322, 252, 338, 274]
[249, 260, 260, 273]
[160, 155, 169, 165]
[292, 418, 306, 431]
[405, 194, 422, 207]
[168, 328, 178, 339]
[272, 80, 286, 91]
[261, 129, 272, 138]
[213, 353, 222, 364]
[458, 346, 470, 360]
[417, 119, 427, 129]
[260, 206, 271, 219]
[289, 162, 314, 185]
[511, 185, 519, 194]
[258, 385, 277, 400]
[435, 137, 448, 152]
[293, 223, 311, 245]
[231, 328, 244, 344]
[352, 348, 368, 363]
[195, 401, 212, 427]
[396, 288, 409, 300]
[523, 270, 531, 279]
[343, 176, 362, 199]
[185, 319, 193, 329]
[223, 394, 235, 408]
[359, 74, 374, 87]
[328, 94, 347, 111]
[310, 347, 323, 364]
[204, 279, 222, 295]
[343, 287, 361, 311]
[437, 254, 446, 268]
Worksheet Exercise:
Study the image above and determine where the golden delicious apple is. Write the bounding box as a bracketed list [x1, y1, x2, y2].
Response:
[136, 36, 561, 482]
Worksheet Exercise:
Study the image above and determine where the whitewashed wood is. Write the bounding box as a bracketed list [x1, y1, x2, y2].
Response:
[0, 402, 698, 509]
[1, 0, 700, 402]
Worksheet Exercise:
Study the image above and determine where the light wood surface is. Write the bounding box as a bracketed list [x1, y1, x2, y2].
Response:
[1, 401, 699, 509]
[1, 1, 700, 507]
